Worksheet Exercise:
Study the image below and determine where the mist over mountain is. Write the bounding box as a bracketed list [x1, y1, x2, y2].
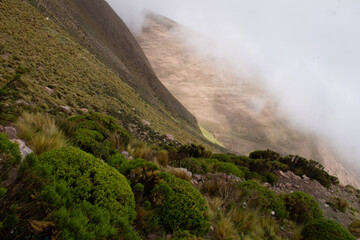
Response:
[107, 0, 360, 178]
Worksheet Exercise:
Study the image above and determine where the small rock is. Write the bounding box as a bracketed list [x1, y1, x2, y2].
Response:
[278, 170, 286, 178]
[293, 185, 300, 188]
[324, 204, 329, 207]
[44, 86, 54, 94]
[141, 119, 150, 126]
[15, 99, 29, 105]
[59, 105, 71, 114]
[10, 139, 32, 160]
[79, 108, 88, 113]
[193, 174, 202, 181]
[166, 134, 174, 141]
[210, 226, 214, 231]
[131, 107, 136, 111]
[285, 183, 292, 188]
[271, 211, 276, 216]
[302, 174, 310, 180]
[263, 182, 271, 188]
[4, 126, 17, 139]
[166, 234, 171, 240]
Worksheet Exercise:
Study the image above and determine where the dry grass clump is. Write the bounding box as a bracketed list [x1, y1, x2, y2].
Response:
[155, 150, 168, 167]
[16, 112, 66, 154]
[131, 141, 154, 161]
[164, 166, 192, 181]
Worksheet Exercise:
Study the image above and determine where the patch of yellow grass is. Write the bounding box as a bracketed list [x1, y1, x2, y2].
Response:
[199, 124, 224, 147]
[16, 112, 66, 154]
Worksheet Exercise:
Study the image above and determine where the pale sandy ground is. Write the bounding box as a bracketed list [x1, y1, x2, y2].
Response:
[136, 15, 360, 188]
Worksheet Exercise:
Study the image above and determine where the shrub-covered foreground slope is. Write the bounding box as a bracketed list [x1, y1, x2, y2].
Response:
[0, 112, 359, 239]
[0, 0, 222, 150]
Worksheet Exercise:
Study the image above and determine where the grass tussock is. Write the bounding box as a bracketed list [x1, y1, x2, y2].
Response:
[155, 150, 168, 167]
[16, 112, 66, 154]
[163, 166, 192, 181]
[206, 196, 284, 240]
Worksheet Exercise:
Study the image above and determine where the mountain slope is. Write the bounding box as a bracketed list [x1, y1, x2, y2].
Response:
[0, 0, 215, 147]
[27, 0, 197, 128]
[136, 14, 360, 187]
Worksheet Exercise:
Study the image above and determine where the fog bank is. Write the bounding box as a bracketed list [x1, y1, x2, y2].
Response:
[106, 0, 360, 176]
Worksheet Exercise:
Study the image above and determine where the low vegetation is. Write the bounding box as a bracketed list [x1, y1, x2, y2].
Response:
[302, 218, 356, 240]
[16, 112, 67, 154]
[281, 192, 323, 224]
[1, 111, 358, 239]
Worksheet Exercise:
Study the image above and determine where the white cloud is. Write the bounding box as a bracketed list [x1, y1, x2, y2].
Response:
[107, 0, 360, 174]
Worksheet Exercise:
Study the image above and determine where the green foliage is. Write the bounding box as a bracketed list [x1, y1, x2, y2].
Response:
[177, 144, 211, 158]
[249, 150, 338, 188]
[69, 113, 130, 160]
[302, 218, 356, 240]
[281, 192, 323, 223]
[37, 147, 136, 225]
[172, 158, 210, 175]
[52, 202, 117, 240]
[0, 133, 21, 180]
[261, 172, 279, 185]
[155, 173, 210, 236]
[210, 161, 244, 178]
[349, 219, 360, 238]
[327, 197, 349, 213]
[239, 180, 286, 219]
[0, 187, 7, 201]
[249, 149, 281, 160]
[170, 230, 202, 240]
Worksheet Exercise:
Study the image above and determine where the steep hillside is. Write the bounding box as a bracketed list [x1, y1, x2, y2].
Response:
[137, 14, 360, 188]
[27, 0, 197, 128]
[0, 0, 219, 148]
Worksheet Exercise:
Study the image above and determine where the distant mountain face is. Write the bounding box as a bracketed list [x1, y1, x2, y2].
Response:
[27, 0, 197, 128]
[137, 15, 360, 187]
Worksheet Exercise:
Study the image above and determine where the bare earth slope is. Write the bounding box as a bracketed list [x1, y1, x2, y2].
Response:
[137, 15, 360, 188]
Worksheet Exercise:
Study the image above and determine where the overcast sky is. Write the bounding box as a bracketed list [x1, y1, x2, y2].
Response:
[106, 0, 360, 174]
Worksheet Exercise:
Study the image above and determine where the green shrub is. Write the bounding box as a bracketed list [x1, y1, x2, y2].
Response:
[302, 218, 356, 240]
[260, 172, 279, 185]
[172, 158, 211, 175]
[249, 150, 280, 160]
[210, 161, 244, 178]
[69, 113, 130, 160]
[170, 230, 203, 240]
[37, 147, 136, 224]
[327, 197, 349, 213]
[155, 173, 210, 236]
[239, 180, 286, 219]
[281, 192, 323, 223]
[177, 144, 211, 158]
[349, 219, 360, 238]
[52, 202, 118, 240]
[0, 133, 22, 180]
